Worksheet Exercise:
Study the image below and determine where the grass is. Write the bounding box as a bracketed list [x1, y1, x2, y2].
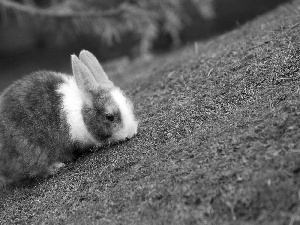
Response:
[1, 1, 300, 224]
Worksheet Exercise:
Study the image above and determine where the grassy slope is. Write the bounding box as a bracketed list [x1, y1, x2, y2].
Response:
[1, 1, 300, 224]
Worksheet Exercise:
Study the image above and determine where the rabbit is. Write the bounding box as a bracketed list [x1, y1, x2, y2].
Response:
[0, 50, 138, 186]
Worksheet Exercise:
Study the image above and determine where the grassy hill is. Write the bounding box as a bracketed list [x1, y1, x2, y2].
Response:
[1, 1, 300, 224]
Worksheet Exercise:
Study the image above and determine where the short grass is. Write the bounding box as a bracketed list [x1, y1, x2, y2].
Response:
[1, 1, 300, 224]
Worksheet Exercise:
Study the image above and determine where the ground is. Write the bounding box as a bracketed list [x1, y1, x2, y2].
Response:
[1, 1, 300, 224]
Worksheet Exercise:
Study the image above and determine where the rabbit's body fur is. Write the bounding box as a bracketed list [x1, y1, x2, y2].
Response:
[0, 72, 74, 183]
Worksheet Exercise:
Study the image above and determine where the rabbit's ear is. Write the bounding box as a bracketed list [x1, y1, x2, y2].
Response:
[71, 54, 97, 93]
[79, 50, 114, 89]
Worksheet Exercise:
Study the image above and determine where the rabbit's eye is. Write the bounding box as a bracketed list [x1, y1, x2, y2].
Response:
[105, 114, 115, 122]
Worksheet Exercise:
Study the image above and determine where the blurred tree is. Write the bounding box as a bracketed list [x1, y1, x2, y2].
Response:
[0, 0, 198, 56]
[0, 0, 290, 58]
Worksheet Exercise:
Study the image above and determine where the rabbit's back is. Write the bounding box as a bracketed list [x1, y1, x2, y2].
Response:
[0, 72, 73, 182]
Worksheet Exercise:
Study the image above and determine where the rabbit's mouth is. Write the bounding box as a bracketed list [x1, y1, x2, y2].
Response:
[102, 137, 126, 147]
[106, 131, 137, 146]
[111, 119, 138, 142]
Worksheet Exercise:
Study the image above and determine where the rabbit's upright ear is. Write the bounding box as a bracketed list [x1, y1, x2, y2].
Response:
[79, 50, 114, 90]
[71, 54, 97, 95]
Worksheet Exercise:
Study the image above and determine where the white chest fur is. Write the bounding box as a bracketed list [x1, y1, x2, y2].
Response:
[56, 75, 98, 145]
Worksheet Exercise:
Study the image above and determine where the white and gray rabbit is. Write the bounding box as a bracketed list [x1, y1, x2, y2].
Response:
[0, 50, 138, 185]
